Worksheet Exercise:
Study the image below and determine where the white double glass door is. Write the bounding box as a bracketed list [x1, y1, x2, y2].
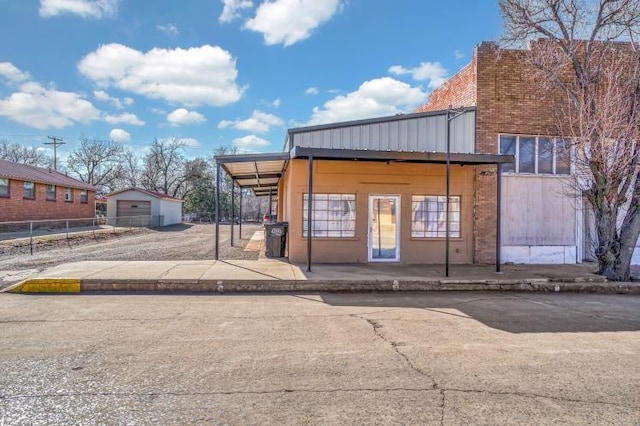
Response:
[368, 195, 400, 262]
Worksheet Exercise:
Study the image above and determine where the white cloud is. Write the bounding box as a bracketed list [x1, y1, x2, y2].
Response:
[93, 89, 130, 109]
[388, 62, 448, 89]
[180, 138, 201, 147]
[167, 108, 206, 126]
[157, 137, 201, 148]
[78, 43, 245, 107]
[104, 112, 145, 126]
[218, 109, 283, 133]
[39, 0, 119, 19]
[232, 134, 271, 152]
[220, 0, 254, 23]
[109, 128, 130, 142]
[271, 98, 281, 107]
[0, 62, 30, 85]
[0, 76, 101, 129]
[305, 86, 319, 95]
[157, 23, 179, 36]
[244, 0, 343, 46]
[307, 77, 426, 125]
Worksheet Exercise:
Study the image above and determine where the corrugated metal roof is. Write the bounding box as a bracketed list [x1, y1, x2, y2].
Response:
[215, 152, 289, 197]
[0, 159, 97, 191]
[285, 108, 476, 154]
[106, 187, 184, 202]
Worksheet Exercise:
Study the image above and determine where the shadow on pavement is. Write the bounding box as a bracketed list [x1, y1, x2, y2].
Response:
[318, 292, 640, 334]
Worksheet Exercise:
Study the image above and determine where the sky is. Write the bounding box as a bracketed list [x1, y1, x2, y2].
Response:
[0, 0, 502, 163]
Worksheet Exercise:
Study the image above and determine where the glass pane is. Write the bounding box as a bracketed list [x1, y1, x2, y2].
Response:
[303, 193, 356, 238]
[555, 140, 571, 174]
[500, 136, 516, 172]
[538, 137, 553, 174]
[519, 137, 535, 173]
[371, 197, 397, 260]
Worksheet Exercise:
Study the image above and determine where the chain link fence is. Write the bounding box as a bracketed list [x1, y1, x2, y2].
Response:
[0, 215, 164, 255]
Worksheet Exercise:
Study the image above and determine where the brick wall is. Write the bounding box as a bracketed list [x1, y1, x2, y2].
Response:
[417, 41, 562, 263]
[415, 57, 477, 112]
[0, 179, 96, 222]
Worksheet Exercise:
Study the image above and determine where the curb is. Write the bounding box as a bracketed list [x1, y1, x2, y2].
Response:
[3, 276, 640, 294]
[4, 278, 81, 294]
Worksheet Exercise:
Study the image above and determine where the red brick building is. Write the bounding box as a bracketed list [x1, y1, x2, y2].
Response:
[418, 41, 622, 264]
[0, 160, 97, 222]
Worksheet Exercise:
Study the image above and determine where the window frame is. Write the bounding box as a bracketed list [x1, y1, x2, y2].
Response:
[411, 195, 461, 239]
[498, 134, 572, 176]
[0, 178, 9, 198]
[302, 193, 356, 238]
[46, 184, 57, 201]
[22, 181, 35, 200]
[64, 187, 73, 202]
[80, 190, 88, 204]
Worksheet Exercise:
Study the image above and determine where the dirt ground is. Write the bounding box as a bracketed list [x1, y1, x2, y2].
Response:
[0, 223, 263, 289]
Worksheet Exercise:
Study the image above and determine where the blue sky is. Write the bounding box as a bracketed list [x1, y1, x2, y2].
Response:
[0, 0, 501, 161]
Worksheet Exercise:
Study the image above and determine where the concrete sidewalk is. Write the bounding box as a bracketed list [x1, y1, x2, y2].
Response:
[3, 259, 640, 294]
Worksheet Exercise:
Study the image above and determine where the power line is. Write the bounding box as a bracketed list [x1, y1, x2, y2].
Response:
[44, 136, 65, 170]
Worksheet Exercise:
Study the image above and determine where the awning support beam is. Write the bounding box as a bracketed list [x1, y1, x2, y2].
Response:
[307, 156, 313, 272]
[231, 179, 235, 246]
[496, 164, 502, 273]
[215, 162, 220, 260]
[239, 187, 243, 240]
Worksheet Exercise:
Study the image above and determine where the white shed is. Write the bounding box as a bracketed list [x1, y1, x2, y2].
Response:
[106, 188, 183, 227]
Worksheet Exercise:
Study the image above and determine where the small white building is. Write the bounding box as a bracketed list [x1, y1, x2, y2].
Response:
[106, 188, 183, 227]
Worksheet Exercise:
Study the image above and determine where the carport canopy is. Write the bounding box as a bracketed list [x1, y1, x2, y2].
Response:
[214, 152, 289, 196]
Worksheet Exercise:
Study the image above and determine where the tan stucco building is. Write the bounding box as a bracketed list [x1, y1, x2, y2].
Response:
[216, 108, 511, 270]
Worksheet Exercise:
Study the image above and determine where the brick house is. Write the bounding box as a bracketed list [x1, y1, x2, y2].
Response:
[0, 159, 97, 222]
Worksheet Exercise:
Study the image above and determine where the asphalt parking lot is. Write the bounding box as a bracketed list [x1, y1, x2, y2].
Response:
[1, 292, 639, 424]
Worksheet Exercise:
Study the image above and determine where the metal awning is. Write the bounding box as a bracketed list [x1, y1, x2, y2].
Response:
[214, 152, 289, 196]
[290, 146, 513, 164]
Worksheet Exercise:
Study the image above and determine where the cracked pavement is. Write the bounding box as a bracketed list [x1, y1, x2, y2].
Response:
[1, 292, 639, 424]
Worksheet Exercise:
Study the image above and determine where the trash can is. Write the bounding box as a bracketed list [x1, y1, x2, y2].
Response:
[264, 222, 288, 258]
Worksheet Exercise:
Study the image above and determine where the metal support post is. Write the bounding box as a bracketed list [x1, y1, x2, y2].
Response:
[445, 110, 451, 277]
[215, 163, 220, 260]
[496, 164, 502, 273]
[239, 187, 243, 240]
[230, 180, 235, 246]
[307, 156, 313, 272]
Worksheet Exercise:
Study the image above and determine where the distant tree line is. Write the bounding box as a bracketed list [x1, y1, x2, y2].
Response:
[0, 138, 269, 221]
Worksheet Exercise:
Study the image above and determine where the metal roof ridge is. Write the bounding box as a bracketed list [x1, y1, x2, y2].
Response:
[287, 107, 477, 134]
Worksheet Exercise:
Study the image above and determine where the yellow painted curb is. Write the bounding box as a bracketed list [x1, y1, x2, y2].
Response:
[10, 278, 81, 293]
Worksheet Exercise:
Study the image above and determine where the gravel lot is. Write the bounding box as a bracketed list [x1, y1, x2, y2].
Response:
[0, 223, 263, 289]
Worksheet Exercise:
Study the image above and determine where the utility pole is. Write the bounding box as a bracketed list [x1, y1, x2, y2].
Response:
[45, 136, 65, 170]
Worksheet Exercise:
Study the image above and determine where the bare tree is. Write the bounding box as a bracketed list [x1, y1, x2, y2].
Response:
[500, 0, 640, 280]
[141, 138, 188, 198]
[66, 137, 124, 195]
[0, 140, 52, 167]
[119, 148, 141, 189]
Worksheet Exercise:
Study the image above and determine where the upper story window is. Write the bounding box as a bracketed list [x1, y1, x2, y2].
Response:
[499, 135, 571, 175]
[64, 187, 73, 202]
[80, 190, 88, 203]
[23, 181, 35, 199]
[0, 178, 9, 198]
[46, 184, 56, 201]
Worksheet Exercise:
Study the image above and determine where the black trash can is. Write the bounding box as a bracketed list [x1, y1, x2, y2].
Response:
[264, 222, 288, 258]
